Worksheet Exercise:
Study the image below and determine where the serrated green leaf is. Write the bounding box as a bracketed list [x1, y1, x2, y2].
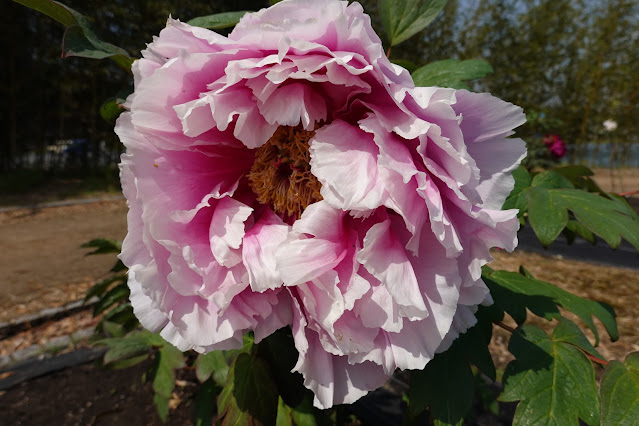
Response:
[528, 186, 569, 247]
[501, 324, 599, 426]
[195, 351, 229, 385]
[93, 283, 130, 316]
[608, 194, 639, 221]
[379, 0, 448, 46]
[12, 0, 133, 71]
[554, 189, 639, 251]
[84, 273, 127, 302]
[195, 379, 219, 426]
[552, 318, 603, 359]
[412, 59, 493, 90]
[81, 238, 122, 255]
[484, 269, 618, 344]
[409, 345, 473, 425]
[187, 11, 250, 29]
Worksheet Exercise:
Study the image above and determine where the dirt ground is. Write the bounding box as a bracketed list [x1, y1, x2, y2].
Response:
[0, 201, 128, 322]
[591, 167, 639, 195]
[1, 358, 196, 425]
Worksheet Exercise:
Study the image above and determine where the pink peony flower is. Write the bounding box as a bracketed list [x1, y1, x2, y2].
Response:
[117, 0, 526, 408]
[543, 134, 567, 159]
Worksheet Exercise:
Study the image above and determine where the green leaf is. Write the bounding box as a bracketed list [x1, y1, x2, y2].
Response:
[531, 170, 575, 189]
[187, 11, 250, 30]
[217, 352, 277, 426]
[503, 166, 531, 213]
[101, 337, 151, 365]
[195, 379, 219, 426]
[93, 283, 130, 316]
[233, 353, 278, 425]
[261, 328, 310, 408]
[557, 189, 639, 250]
[81, 238, 122, 255]
[195, 351, 229, 386]
[501, 324, 600, 426]
[101, 302, 135, 324]
[101, 320, 126, 338]
[154, 393, 170, 423]
[552, 318, 603, 359]
[565, 220, 596, 244]
[527, 186, 569, 247]
[100, 96, 126, 125]
[484, 269, 618, 344]
[12, 0, 133, 71]
[152, 345, 185, 404]
[458, 306, 498, 381]
[412, 59, 493, 90]
[523, 184, 639, 249]
[409, 344, 473, 425]
[106, 353, 149, 370]
[84, 273, 127, 302]
[276, 397, 293, 426]
[599, 352, 639, 426]
[553, 165, 594, 178]
[379, 0, 448, 46]
[110, 259, 128, 273]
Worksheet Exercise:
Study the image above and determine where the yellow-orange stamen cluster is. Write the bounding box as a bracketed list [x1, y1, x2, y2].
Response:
[248, 124, 323, 218]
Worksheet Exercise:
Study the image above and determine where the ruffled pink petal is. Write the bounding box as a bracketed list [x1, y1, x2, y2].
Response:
[309, 121, 385, 212]
[242, 209, 290, 292]
[290, 297, 388, 409]
[357, 219, 428, 320]
[208, 197, 253, 267]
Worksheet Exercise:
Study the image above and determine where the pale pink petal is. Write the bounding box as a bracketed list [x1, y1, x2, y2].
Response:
[209, 197, 253, 267]
[309, 121, 385, 212]
[357, 219, 428, 320]
[242, 210, 290, 292]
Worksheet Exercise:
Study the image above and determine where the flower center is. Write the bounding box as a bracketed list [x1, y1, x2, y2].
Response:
[247, 124, 323, 218]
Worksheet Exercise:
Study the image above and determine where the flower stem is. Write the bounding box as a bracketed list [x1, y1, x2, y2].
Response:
[584, 352, 609, 366]
[493, 321, 516, 333]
